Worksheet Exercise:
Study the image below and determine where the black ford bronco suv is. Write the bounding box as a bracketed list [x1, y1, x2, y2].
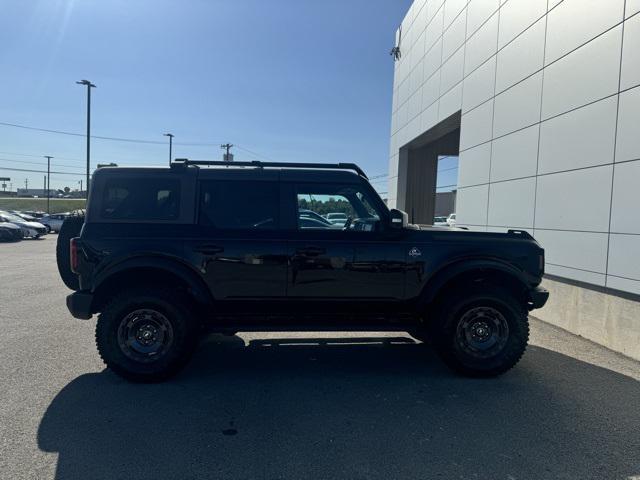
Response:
[58, 160, 548, 382]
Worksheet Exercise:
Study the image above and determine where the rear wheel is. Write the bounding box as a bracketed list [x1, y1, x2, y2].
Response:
[56, 215, 84, 290]
[96, 287, 198, 382]
[429, 285, 529, 377]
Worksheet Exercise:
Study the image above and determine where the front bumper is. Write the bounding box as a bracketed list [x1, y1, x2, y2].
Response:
[529, 286, 549, 309]
[66, 291, 93, 319]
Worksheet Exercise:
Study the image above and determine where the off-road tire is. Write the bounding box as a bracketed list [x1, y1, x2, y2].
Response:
[429, 284, 529, 377]
[56, 215, 85, 290]
[96, 287, 199, 382]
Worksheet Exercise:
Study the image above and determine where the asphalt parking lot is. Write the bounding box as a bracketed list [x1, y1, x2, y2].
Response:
[1, 237, 639, 480]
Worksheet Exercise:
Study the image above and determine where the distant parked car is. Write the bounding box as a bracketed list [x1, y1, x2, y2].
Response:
[325, 212, 349, 226]
[433, 216, 448, 227]
[9, 211, 37, 222]
[22, 210, 46, 219]
[447, 213, 456, 227]
[39, 213, 69, 233]
[325, 212, 348, 221]
[0, 221, 23, 241]
[0, 211, 47, 238]
[299, 209, 335, 227]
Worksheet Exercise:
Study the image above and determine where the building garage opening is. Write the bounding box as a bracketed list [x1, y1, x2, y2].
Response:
[395, 111, 460, 225]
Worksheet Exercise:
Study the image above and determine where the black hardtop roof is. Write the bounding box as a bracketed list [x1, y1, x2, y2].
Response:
[93, 160, 369, 183]
[172, 159, 368, 178]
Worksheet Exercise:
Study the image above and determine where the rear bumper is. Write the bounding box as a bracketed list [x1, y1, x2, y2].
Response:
[529, 286, 549, 310]
[66, 291, 93, 319]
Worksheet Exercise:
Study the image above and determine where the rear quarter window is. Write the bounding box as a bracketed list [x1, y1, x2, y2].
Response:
[100, 178, 181, 220]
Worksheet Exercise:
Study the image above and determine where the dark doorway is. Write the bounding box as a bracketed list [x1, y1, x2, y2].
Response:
[396, 112, 460, 225]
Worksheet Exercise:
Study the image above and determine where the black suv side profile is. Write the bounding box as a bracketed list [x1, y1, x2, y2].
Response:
[59, 160, 548, 382]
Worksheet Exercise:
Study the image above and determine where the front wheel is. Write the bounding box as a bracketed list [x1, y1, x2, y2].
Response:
[96, 288, 198, 382]
[430, 285, 529, 377]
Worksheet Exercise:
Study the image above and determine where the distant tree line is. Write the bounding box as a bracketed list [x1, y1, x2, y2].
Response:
[298, 197, 354, 216]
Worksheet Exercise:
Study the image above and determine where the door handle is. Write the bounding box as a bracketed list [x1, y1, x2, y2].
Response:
[295, 246, 326, 256]
[195, 244, 224, 255]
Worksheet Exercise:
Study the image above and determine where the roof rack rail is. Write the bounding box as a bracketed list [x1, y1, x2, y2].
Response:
[171, 159, 368, 179]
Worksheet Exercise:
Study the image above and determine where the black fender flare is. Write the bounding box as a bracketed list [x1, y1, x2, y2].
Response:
[418, 258, 529, 308]
[91, 255, 213, 306]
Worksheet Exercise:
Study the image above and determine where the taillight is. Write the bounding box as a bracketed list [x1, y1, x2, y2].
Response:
[70, 238, 79, 274]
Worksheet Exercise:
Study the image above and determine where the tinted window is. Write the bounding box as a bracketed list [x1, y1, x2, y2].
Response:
[100, 178, 180, 220]
[296, 185, 381, 231]
[199, 180, 279, 230]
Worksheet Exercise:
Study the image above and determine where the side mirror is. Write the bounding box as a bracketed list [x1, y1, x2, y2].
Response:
[389, 209, 408, 229]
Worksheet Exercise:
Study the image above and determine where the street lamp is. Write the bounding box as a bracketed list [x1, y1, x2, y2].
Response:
[44, 155, 53, 213]
[164, 133, 174, 166]
[76, 79, 96, 197]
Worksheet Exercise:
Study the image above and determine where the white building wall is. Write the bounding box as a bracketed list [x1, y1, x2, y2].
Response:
[389, 0, 640, 358]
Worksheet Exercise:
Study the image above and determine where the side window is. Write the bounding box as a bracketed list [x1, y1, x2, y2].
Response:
[100, 178, 180, 220]
[296, 185, 382, 231]
[199, 180, 279, 230]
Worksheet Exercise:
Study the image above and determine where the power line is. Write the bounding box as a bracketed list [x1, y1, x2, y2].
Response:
[0, 121, 223, 146]
[0, 166, 86, 176]
[0, 157, 85, 171]
[0, 150, 84, 162]
[234, 145, 275, 162]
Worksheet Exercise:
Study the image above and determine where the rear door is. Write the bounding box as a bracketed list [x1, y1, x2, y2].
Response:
[184, 171, 288, 310]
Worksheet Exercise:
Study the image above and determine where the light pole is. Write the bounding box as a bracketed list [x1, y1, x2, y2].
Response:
[164, 133, 174, 166]
[44, 155, 53, 213]
[76, 79, 96, 197]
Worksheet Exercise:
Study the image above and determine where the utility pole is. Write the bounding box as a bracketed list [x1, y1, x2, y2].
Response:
[44, 155, 53, 213]
[164, 133, 174, 166]
[76, 79, 96, 197]
[79, 180, 83, 195]
[221, 143, 233, 162]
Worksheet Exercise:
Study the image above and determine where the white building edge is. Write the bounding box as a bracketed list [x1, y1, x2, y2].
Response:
[388, 0, 640, 360]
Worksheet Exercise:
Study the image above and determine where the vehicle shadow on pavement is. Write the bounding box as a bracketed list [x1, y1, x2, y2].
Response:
[37, 335, 640, 480]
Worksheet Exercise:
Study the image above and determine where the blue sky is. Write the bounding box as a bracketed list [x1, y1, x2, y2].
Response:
[0, 0, 415, 193]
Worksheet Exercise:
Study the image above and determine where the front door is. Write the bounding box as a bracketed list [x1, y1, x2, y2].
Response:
[286, 182, 405, 310]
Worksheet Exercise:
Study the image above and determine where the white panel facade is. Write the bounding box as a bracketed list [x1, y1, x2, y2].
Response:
[615, 86, 640, 163]
[388, 0, 640, 297]
[620, 12, 640, 90]
[537, 96, 617, 174]
[490, 125, 539, 182]
[495, 17, 545, 93]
